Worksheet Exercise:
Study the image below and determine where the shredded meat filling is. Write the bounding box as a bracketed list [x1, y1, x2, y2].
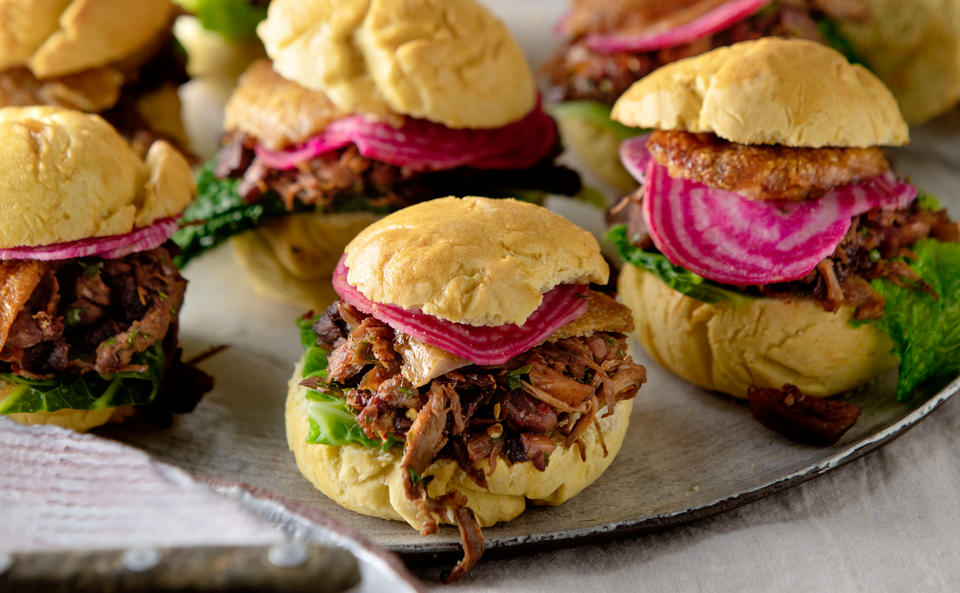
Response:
[546, 1, 854, 105]
[214, 133, 582, 213]
[307, 300, 646, 581]
[0, 244, 186, 378]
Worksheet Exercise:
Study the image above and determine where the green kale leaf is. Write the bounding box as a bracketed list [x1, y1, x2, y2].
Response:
[295, 316, 399, 449]
[172, 160, 308, 268]
[176, 0, 267, 39]
[866, 239, 960, 400]
[0, 345, 166, 414]
[609, 225, 755, 306]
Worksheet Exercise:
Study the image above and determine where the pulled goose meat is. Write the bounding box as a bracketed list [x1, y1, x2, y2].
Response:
[0, 244, 211, 421]
[305, 300, 647, 581]
[213, 132, 582, 213]
[546, 1, 863, 105]
[617, 195, 960, 319]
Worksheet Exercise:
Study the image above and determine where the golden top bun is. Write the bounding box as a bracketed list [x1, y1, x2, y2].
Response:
[224, 60, 350, 150]
[286, 359, 633, 529]
[0, 107, 193, 248]
[838, 0, 960, 125]
[230, 211, 382, 311]
[343, 197, 609, 327]
[612, 38, 909, 148]
[257, 0, 536, 129]
[0, 0, 174, 79]
[619, 266, 897, 399]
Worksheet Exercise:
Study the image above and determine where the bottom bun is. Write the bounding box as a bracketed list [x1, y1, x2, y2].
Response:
[556, 111, 638, 193]
[618, 266, 897, 399]
[231, 211, 381, 311]
[285, 358, 633, 529]
[0, 381, 134, 432]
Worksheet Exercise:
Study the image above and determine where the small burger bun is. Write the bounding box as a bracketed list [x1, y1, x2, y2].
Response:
[612, 38, 908, 148]
[619, 266, 898, 399]
[343, 196, 609, 327]
[0, 0, 173, 79]
[554, 110, 638, 193]
[286, 358, 633, 529]
[230, 211, 382, 311]
[257, 0, 536, 130]
[0, 106, 193, 249]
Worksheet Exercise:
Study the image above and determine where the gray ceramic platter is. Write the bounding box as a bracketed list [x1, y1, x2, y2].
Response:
[104, 0, 960, 559]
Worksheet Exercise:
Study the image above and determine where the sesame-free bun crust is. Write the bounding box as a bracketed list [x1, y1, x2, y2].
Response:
[257, 0, 536, 129]
[554, 110, 639, 193]
[230, 211, 382, 311]
[343, 197, 609, 327]
[612, 38, 909, 148]
[0, 107, 193, 248]
[619, 266, 897, 399]
[285, 358, 633, 529]
[0, 0, 173, 78]
[838, 0, 960, 125]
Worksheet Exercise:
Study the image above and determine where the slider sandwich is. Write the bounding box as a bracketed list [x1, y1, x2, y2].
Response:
[0, 0, 190, 156]
[546, 0, 866, 191]
[288, 197, 647, 580]
[0, 107, 210, 432]
[175, 0, 584, 310]
[608, 39, 959, 407]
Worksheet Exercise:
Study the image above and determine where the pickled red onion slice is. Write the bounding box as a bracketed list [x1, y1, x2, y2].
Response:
[332, 257, 589, 366]
[255, 100, 557, 173]
[620, 134, 653, 184]
[0, 218, 179, 262]
[585, 0, 770, 54]
[642, 161, 917, 285]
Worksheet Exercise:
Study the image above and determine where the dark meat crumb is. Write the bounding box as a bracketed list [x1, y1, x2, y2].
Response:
[748, 384, 862, 446]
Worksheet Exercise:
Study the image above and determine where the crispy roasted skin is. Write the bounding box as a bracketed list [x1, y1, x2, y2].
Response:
[646, 131, 890, 201]
[223, 60, 354, 151]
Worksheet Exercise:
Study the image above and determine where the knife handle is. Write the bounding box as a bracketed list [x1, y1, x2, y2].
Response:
[0, 543, 360, 593]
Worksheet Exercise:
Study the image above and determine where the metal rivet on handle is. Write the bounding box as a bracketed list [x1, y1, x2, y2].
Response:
[122, 549, 161, 573]
[268, 543, 309, 568]
[0, 553, 11, 575]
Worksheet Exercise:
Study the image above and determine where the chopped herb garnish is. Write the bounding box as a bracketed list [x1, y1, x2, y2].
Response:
[127, 328, 140, 345]
[64, 308, 84, 327]
[917, 192, 942, 212]
[104, 337, 117, 347]
[398, 386, 415, 398]
[505, 365, 533, 390]
[869, 249, 881, 263]
[408, 468, 422, 486]
[82, 261, 104, 279]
